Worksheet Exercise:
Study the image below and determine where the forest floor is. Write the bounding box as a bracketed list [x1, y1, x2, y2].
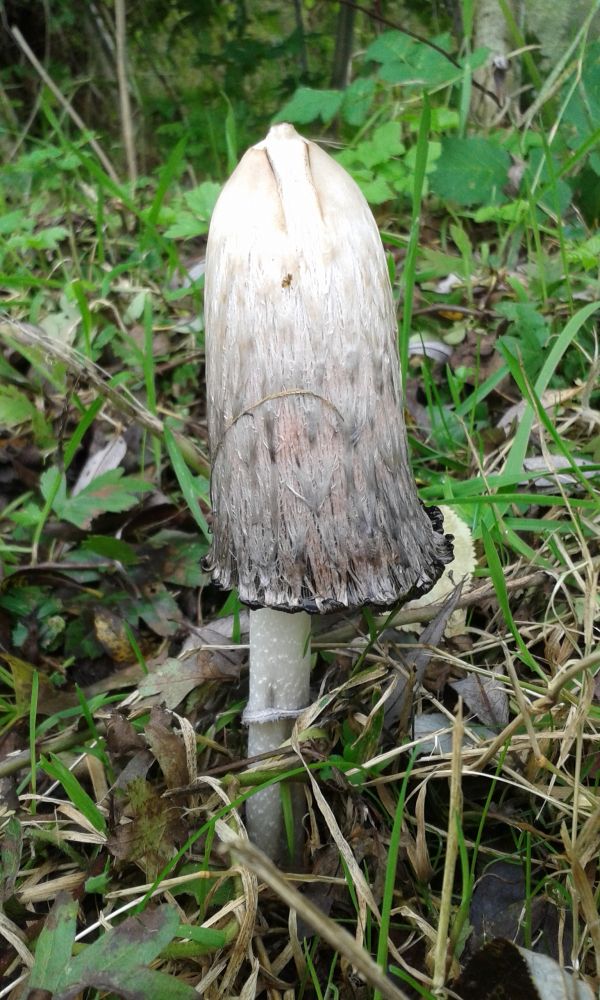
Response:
[1, 30, 600, 1000]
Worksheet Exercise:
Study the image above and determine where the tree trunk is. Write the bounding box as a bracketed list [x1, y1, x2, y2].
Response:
[330, 3, 356, 89]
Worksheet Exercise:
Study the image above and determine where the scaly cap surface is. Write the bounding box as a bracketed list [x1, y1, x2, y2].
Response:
[204, 123, 452, 612]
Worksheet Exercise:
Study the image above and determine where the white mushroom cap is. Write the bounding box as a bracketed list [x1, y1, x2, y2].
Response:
[204, 123, 452, 612]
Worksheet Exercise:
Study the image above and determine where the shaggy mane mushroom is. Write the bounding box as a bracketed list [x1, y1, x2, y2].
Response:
[204, 123, 452, 859]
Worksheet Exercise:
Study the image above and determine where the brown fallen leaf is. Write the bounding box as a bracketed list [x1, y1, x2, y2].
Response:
[145, 705, 189, 790]
[105, 709, 146, 761]
[450, 669, 509, 730]
[133, 637, 244, 710]
[107, 777, 185, 879]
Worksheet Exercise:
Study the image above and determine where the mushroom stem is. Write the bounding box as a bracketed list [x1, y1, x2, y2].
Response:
[245, 608, 311, 860]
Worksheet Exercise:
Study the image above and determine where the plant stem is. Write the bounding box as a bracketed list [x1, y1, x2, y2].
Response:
[245, 608, 311, 860]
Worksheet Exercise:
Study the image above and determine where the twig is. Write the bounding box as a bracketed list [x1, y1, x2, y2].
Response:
[0, 725, 106, 780]
[431, 702, 463, 991]
[10, 25, 120, 183]
[115, 0, 137, 185]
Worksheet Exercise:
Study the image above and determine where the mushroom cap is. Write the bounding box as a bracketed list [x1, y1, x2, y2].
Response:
[204, 123, 452, 612]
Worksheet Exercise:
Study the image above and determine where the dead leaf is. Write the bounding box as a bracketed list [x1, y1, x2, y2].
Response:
[105, 709, 146, 761]
[93, 608, 136, 663]
[455, 938, 594, 999]
[467, 860, 570, 959]
[145, 706, 189, 789]
[72, 436, 127, 496]
[135, 640, 243, 710]
[107, 778, 185, 879]
[450, 670, 509, 730]
[383, 584, 464, 729]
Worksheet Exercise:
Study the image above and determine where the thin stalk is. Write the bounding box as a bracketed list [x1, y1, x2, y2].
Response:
[245, 608, 311, 860]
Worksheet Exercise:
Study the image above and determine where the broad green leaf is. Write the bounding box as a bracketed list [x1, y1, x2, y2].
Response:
[80, 534, 138, 564]
[163, 213, 209, 239]
[274, 86, 343, 125]
[496, 302, 550, 381]
[184, 181, 221, 218]
[53, 905, 198, 1000]
[430, 137, 510, 206]
[341, 77, 375, 126]
[40, 467, 152, 529]
[565, 233, 600, 270]
[354, 172, 395, 205]
[366, 30, 416, 65]
[164, 182, 221, 239]
[24, 225, 69, 250]
[0, 386, 37, 427]
[366, 30, 459, 89]
[354, 122, 405, 169]
[0, 210, 29, 236]
[29, 892, 78, 990]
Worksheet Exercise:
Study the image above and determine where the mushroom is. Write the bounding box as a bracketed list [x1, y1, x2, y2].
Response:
[204, 123, 452, 859]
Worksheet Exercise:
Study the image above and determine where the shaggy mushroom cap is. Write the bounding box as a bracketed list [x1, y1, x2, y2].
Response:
[204, 123, 452, 613]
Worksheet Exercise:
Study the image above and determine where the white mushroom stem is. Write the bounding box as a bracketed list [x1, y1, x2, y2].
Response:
[244, 608, 311, 859]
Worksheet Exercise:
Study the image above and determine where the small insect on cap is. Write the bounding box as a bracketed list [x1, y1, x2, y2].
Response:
[204, 123, 452, 612]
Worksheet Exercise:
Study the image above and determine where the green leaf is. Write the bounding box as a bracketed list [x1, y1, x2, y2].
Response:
[164, 425, 210, 541]
[175, 924, 227, 948]
[341, 77, 375, 126]
[0, 210, 29, 236]
[366, 30, 414, 67]
[356, 122, 405, 168]
[184, 181, 221, 218]
[163, 213, 209, 239]
[274, 86, 343, 125]
[481, 525, 542, 676]
[496, 302, 550, 381]
[366, 30, 459, 89]
[29, 892, 78, 991]
[25, 225, 69, 250]
[53, 905, 198, 1000]
[80, 535, 139, 564]
[164, 182, 221, 239]
[41, 467, 152, 529]
[353, 171, 395, 205]
[0, 386, 37, 427]
[430, 137, 510, 206]
[40, 753, 107, 834]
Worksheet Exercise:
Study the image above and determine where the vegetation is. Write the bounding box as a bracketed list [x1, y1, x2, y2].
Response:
[0, 2, 599, 997]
